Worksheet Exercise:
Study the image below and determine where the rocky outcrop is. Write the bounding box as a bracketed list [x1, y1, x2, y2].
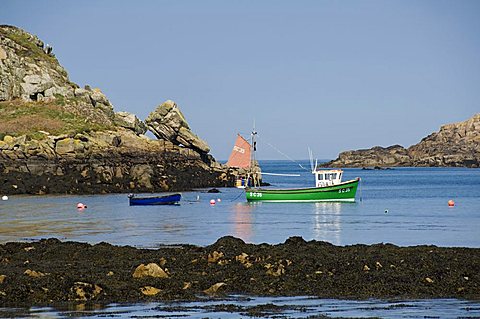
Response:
[0, 25, 72, 102]
[325, 114, 480, 168]
[0, 25, 236, 194]
[145, 100, 210, 154]
[0, 128, 232, 195]
[408, 114, 480, 167]
[327, 145, 412, 168]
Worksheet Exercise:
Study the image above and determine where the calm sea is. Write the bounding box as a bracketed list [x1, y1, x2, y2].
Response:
[1, 160, 479, 318]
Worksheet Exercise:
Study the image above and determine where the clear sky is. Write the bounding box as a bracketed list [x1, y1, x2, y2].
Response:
[2, 0, 479, 160]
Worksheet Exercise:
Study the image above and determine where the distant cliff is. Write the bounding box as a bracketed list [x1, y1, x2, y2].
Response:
[0, 25, 237, 194]
[324, 113, 480, 168]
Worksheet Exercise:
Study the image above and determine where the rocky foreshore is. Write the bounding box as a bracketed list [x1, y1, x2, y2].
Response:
[325, 114, 480, 168]
[0, 129, 230, 194]
[0, 236, 478, 306]
[0, 25, 240, 194]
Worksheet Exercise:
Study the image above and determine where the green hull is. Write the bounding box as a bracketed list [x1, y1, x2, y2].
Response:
[245, 178, 359, 202]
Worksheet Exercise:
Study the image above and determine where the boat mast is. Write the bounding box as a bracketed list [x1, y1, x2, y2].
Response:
[251, 121, 258, 187]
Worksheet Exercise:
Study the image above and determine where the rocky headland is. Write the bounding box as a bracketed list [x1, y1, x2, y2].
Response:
[325, 113, 480, 168]
[0, 25, 239, 194]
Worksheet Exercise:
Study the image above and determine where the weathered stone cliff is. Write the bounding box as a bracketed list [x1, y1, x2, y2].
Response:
[0, 25, 236, 194]
[325, 113, 480, 168]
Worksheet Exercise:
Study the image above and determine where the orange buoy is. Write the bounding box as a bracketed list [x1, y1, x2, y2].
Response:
[448, 200, 455, 207]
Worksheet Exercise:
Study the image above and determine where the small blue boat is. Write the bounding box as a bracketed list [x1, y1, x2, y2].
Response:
[128, 193, 181, 206]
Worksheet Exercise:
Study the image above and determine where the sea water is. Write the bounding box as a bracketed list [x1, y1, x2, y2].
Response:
[1, 161, 479, 318]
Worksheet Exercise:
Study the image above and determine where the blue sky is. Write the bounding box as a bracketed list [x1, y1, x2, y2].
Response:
[2, 0, 479, 160]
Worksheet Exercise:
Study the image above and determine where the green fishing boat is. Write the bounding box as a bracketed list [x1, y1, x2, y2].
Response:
[232, 127, 360, 202]
[246, 169, 359, 202]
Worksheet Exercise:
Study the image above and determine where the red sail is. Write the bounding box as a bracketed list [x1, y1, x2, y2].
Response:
[226, 134, 251, 168]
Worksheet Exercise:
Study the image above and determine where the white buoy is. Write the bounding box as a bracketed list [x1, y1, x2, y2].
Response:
[209, 199, 216, 205]
[217, 198, 222, 202]
[1, 195, 8, 201]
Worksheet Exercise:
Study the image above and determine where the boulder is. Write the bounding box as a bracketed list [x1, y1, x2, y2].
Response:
[114, 111, 147, 135]
[132, 263, 168, 278]
[24, 269, 46, 278]
[145, 100, 210, 154]
[203, 282, 226, 295]
[55, 138, 76, 155]
[89, 88, 114, 117]
[140, 286, 161, 296]
[20, 74, 55, 100]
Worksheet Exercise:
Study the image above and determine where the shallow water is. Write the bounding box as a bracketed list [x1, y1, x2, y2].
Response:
[2, 297, 480, 318]
[1, 162, 480, 318]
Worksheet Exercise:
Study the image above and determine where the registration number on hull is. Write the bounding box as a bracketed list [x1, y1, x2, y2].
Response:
[249, 192, 263, 198]
[338, 188, 351, 193]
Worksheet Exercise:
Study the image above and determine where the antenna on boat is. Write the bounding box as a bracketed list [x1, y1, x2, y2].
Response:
[308, 148, 318, 173]
[309, 147, 314, 171]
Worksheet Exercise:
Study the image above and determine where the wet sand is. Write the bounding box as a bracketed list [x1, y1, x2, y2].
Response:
[0, 236, 479, 306]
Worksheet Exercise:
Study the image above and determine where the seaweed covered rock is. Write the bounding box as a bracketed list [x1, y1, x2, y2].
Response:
[0, 237, 479, 304]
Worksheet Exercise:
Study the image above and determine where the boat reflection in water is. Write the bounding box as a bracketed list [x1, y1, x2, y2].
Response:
[313, 202, 342, 245]
[232, 202, 253, 242]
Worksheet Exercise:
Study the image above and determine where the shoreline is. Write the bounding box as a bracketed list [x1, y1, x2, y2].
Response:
[0, 236, 479, 306]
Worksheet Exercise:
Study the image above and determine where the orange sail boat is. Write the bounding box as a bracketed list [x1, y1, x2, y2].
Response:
[226, 133, 261, 188]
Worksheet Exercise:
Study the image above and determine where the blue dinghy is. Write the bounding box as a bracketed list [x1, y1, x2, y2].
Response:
[128, 193, 181, 206]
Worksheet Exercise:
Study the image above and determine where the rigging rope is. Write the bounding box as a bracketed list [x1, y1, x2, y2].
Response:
[230, 189, 246, 202]
[257, 135, 310, 172]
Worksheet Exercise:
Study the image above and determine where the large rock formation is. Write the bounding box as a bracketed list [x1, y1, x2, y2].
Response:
[145, 100, 210, 154]
[0, 25, 120, 128]
[326, 145, 412, 168]
[408, 114, 480, 167]
[0, 25, 72, 102]
[325, 113, 480, 168]
[0, 25, 235, 194]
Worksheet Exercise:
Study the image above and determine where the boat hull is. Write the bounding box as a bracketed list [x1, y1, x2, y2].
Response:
[129, 193, 181, 206]
[245, 179, 359, 202]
